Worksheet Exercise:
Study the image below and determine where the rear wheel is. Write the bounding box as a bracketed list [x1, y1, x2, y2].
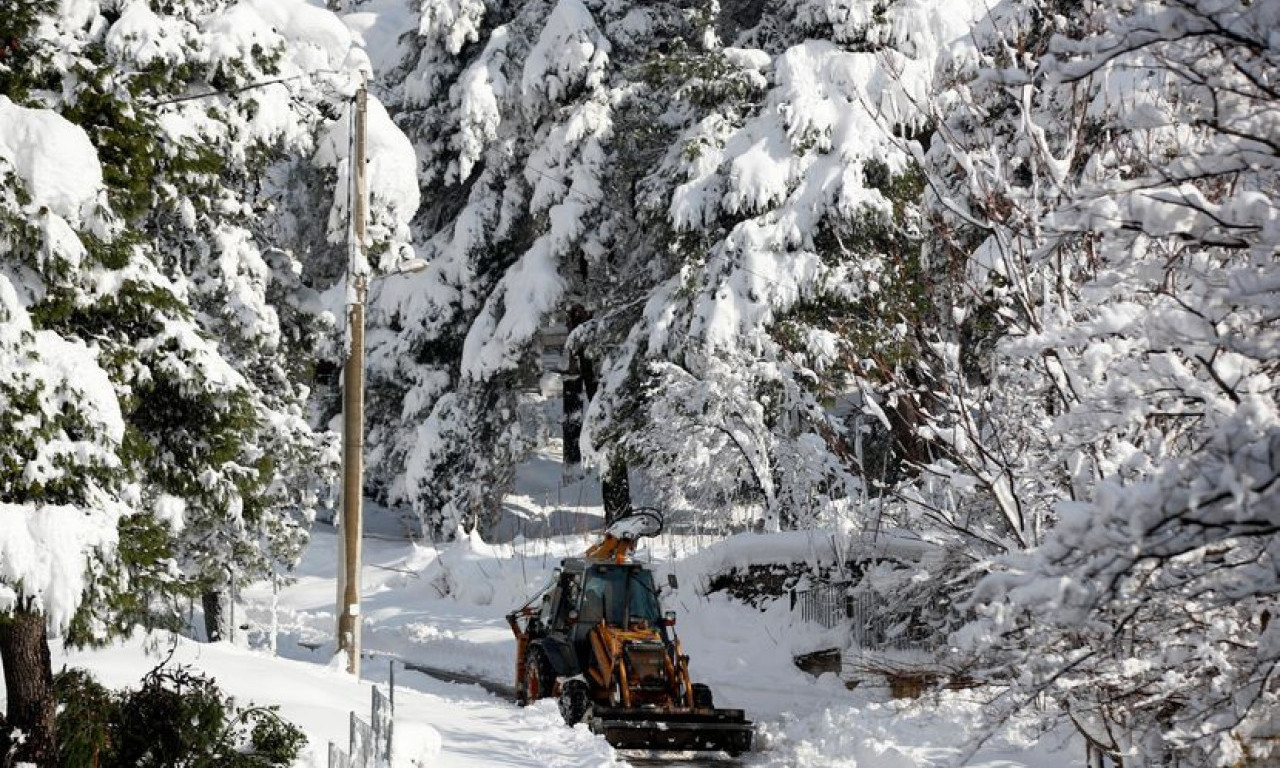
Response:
[523, 648, 554, 705]
[559, 679, 591, 725]
[691, 683, 714, 709]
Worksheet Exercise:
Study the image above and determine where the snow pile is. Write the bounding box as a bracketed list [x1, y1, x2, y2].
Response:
[390, 721, 442, 767]
[752, 686, 1066, 768]
[0, 96, 103, 223]
[417, 529, 573, 607]
[665, 529, 856, 575]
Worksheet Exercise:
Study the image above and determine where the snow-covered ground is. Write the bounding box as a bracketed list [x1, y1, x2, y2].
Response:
[48, 447, 1078, 767]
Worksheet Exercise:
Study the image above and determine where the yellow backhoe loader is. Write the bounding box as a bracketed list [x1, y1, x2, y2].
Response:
[506, 509, 753, 754]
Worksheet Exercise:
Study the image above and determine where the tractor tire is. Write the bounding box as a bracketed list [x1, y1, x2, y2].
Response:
[523, 648, 555, 705]
[559, 679, 591, 726]
[692, 683, 714, 710]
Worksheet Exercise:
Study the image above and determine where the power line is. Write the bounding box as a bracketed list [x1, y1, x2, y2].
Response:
[142, 69, 344, 107]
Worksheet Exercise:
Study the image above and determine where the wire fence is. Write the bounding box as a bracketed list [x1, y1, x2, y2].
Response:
[790, 582, 940, 654]
[329, 666, 395, 768]
[789, 581, 853, 628]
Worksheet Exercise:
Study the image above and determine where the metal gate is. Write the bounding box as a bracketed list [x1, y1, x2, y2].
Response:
[329, 672, 395, 768]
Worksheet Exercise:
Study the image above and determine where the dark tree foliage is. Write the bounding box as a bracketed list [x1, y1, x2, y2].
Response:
[54, 665, 306, 768]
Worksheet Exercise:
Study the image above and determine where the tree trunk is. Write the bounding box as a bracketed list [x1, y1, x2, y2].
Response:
[202, 590, 225, 643]
[562, 370, 585, 468]
[0, 609, 56, 767]
[562, 304, 593, 470]
[602, 457, 631, 526]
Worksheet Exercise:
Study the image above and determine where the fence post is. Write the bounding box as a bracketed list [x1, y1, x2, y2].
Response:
[371, 686, 380, 765]
[228, 566, 237, 644]
[388, 661, 395, 765]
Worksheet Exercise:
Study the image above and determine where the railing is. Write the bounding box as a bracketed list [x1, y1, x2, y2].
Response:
[329, 667, 395, 768]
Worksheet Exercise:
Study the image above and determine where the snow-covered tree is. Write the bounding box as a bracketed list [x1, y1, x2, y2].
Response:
[12, 0, 416, 640]
[917, 0, 1280, 763]
[0, 93, 178, 766]
[0, 0, 415, 754]
[352, 0, 991, 537]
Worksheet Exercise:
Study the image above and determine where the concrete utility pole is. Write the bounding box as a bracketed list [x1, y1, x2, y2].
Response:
[337, 77, 369, 677]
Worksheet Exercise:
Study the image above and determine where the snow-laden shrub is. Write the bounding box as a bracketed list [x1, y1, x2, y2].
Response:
[53, 665, 307, 768]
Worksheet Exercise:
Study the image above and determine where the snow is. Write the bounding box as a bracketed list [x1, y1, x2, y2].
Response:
[454, 28, 511, 181]
[18, 445, 1074, 766]
[392, 721, 443, 766]
[316, 94, 421, 270]
[209, 0, 370, 77]
[520, 0, 610, 111]
[0, 282, 124, 458]
[7, 0, 1268, 763]
[104, 2, 190, 66]
[417, 0, 488, 56]
[655, 28, 951, 353]
[342, 0, 418, 77]
[42, 634, 621, 768]
[457, 94, 612, 380]
[0, 97, 103, 224]
[135, 320, 249, 393]
[153, 494, 187, 532]
[0, 81, 132, 643]
[723, 47, 773, 72]
[0, 502, 123, 634]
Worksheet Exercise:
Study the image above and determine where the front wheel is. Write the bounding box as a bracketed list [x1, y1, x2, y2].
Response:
[522, 647, 554, 705]
[559, 679, 591, 726]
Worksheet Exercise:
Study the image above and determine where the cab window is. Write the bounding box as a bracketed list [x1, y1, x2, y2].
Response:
[578, 567, 661, 626]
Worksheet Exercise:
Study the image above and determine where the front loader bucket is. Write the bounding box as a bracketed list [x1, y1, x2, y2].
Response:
[589, 707, 754, 753]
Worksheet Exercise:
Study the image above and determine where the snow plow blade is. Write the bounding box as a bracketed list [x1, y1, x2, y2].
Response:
[589, 707, 753, 753]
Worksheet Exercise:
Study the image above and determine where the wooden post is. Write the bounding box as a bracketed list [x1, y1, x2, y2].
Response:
[337, 77, 368, 678]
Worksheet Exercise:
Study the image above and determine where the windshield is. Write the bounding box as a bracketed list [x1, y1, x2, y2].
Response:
[579, 566, 662, 626]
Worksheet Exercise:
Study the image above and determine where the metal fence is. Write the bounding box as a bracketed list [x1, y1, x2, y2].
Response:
[329, 669, 395, 768]
[790, 581, 854, 628]
[790, 582, 939, 654]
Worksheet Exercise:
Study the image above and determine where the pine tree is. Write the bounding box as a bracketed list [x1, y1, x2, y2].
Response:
[0, 95, 175, 767]
[0, 0, 389, 754]
[41, 0, 382, 637]
[352, 0, 969, 536]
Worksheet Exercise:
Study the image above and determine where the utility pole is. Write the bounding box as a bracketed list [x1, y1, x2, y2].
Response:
[337, 77, 369, 677]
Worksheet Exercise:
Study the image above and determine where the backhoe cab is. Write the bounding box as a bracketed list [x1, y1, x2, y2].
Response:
[506, 509, 753, 754]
